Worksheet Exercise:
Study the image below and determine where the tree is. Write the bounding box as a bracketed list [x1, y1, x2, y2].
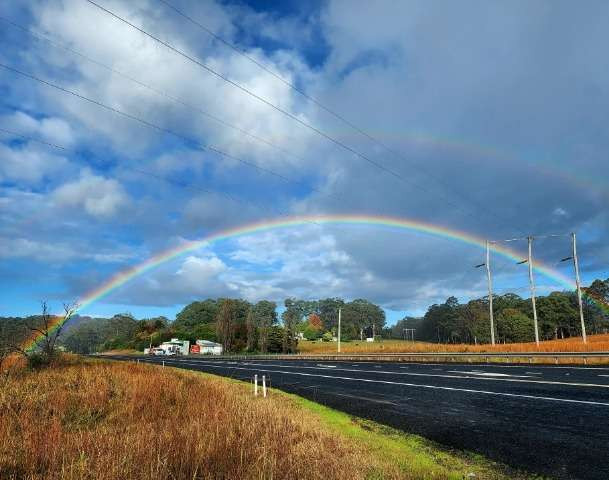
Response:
[216, 299, 236, 353]
[63, 320, 104, 354]
[175, 300, 219, 329]
[537, 292, 579, 339]
[253, 300, 277, 353]
[281, 307, 299, 353]
[496, 308, 534, 343]
[318, 298, 344, 333]
[340, 299, 385, 340]
[246, 308, 256, 352]
[21, 301, 77, 364]
[302, 313, 323, 340]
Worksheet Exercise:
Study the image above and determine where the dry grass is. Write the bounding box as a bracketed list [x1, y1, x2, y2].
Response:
[299, 334, 609, 354]
[0, 359, 524, 480]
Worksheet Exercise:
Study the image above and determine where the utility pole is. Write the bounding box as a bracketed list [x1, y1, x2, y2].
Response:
[485, 240, 495, 346]
[572, 232, 587, 344]
[527, 236, 540, 346]
[337, 307, 341, 353]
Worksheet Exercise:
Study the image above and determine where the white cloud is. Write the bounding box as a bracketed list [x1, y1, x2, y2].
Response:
[0, 143, 68, 184]
[53, 169, 129, 218]
[0, 111, 75, 146]
[176, 255, 227, 284]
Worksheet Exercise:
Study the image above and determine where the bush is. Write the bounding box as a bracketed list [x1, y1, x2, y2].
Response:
[26, 352, 51, 369]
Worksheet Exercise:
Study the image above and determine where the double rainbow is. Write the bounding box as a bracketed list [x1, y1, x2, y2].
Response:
[22, 214, 603, 352]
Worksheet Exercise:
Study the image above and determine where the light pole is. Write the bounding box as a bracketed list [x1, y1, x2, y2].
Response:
[517, 236, 540, 346]
[560, 232, 587, 343]
[475, 240, 495, 345]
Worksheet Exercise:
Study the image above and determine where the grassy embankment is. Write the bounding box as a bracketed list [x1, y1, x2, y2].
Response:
[298, 333, 609, 360]
[0, 358, 535, 480]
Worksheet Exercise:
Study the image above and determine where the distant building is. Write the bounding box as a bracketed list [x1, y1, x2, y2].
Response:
[193, 339, 223, 355]
[159, 338, 190, 356]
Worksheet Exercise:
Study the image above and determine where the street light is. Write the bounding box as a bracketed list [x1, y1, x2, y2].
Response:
[560, 232, 587, 343]
[475, 240, 495, 345]
[516, 236, 540, 346]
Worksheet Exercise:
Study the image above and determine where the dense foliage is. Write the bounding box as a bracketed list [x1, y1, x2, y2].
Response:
[2, 278, 607, 353]
[405, 278, 609, 344]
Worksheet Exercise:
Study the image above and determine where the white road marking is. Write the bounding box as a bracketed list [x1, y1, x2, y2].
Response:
[448, 370, 534, 378]
[158, 360, 609, 407]
[192, 360, 609, 389]
[339, 361, 609, 371]
[330, 392, 398, 406]
[316, 364, 337, 368]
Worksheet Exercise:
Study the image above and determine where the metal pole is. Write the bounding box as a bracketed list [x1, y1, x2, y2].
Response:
[528, 236, 540, 346]
[485, 240, 495, 345]
[337, 307, 341, 353]
[572, 232, 587, 343]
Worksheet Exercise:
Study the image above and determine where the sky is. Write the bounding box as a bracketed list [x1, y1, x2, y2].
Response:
[0, 0, 608, 324]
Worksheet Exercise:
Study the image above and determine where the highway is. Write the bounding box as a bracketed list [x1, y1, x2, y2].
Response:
[106, 356, 609, 480]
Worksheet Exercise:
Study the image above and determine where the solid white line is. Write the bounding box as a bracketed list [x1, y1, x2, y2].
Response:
[158, 360, 609, 407]
[182, 359, 609, 389]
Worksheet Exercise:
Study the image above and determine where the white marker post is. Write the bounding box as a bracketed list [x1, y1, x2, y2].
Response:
[254, 374, 258, 396]
[262, 375, 267, 398]
[337, 307, 341, 353]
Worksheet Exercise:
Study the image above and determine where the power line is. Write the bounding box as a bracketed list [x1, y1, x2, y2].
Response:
[0, 62, 327, 205]
[0, 126, 293, 220]
[0, 16, 313, 177]
[84, 0, 521, 233]
[153, 0, 530, 236]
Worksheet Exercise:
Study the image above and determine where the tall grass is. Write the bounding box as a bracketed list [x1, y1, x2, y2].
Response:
[0, 361, 419, 480]
[299, 333, 609, 355]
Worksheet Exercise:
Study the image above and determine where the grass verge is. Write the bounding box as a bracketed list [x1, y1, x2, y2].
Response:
[0, 357, 537, 479]
[297, 335, 609, 364]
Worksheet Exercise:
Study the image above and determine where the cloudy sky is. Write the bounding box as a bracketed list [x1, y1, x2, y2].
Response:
[1, 0, 608, 323]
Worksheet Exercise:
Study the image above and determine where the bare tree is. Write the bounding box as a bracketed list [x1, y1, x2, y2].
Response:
[18, 301, 78, 362]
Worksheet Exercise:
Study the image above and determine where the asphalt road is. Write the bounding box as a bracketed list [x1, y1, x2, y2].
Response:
[105, 356, 609, 480]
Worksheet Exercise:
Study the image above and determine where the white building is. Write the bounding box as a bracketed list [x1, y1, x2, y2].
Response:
[194, 339, 223, 355]
[159, 338, 190, 356]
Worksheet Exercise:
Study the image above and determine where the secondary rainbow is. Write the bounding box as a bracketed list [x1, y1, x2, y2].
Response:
[23, 214, 601, 352]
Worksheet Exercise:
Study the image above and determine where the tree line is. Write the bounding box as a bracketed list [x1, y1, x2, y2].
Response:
[391, 278, 609, 344]
[1, 278, 607, 356]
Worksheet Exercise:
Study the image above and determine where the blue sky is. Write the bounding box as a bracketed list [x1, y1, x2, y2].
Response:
[1, 0, 608, 324]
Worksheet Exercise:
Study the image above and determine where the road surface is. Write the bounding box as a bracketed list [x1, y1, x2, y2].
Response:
[105, 356, 609, 479]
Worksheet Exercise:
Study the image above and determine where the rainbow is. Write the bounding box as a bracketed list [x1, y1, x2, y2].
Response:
[333, 130, 608, 200]
[22, 214, 604, 352]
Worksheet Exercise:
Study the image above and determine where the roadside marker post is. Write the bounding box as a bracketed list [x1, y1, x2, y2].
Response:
[254, 374, 258, 396]
[162, 360, 165, 368]
[338, 307, 341, 353]
[262, 375, 267, 398]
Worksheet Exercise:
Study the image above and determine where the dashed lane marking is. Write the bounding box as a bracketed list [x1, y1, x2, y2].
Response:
[155, 360, 609, 407]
